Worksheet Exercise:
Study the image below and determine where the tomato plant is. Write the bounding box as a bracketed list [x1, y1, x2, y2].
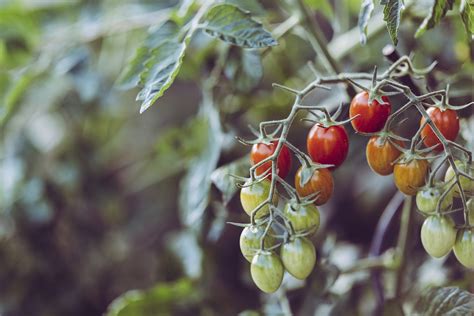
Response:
[420, 107, 459, 150]
[283, 202, 320, 235]
[240, 179, 277, 219]
[250, 251, 284, 293]
[294, 166, 334, 205]
[349, 91, 391, 133]
[453, 229, 474, 269]
[366, 136, 402, 175]
[307, 124, 349, 169]
[444, 160, 474, 197]
[251, 142, 292, 179]
[240, 225, 275, 262]
[416, 182, 453, 214]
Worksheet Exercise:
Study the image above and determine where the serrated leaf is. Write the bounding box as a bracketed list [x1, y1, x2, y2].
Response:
[415, 0, 455, 38]
[358, 0, 375, 45]
[303, 0, 334, 18]
[179, 93, 223, 230]
[202, 4, 277, 48]
[137, 41, 187, 113]
[413, 286, 474, 316]
[210, 156, 250, 204]
[116, 21, 180, 90]
[383, 0, 404, 45]
[460, 0, 474, 39]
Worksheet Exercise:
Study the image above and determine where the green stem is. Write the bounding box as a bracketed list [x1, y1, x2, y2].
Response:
[395, 195, 413, 297]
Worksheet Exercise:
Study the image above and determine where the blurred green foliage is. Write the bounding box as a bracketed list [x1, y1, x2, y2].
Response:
[0, 0, 472, 315]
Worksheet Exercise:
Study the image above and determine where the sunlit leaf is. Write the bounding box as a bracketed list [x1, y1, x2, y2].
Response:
[358, 0, 375, 45]
[202, 4, 277, 48]
[415, 0, 455, 38]
[413, 286, 474, 315]
[383, 0, 404, 45]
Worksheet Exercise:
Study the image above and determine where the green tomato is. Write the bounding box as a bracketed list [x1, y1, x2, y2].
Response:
[280, 237, 316, 280]
[240, 225, 275, 262]
[420, 215, 456, 258]
[453, 228, 474, 269]
[444, 160, 474, 197]
[250, 251, 284, 293]
[468, 198, 474, 225]
[283, 202, 320, 235]
[416, 183, 453, 214]
[240, 179, 277, 219]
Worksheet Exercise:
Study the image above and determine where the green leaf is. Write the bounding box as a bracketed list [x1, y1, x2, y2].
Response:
[460, 0, 474, 40]
[137, 41, 187, 113]
[413, 286, 474, 315]
[179, 93, 223, 230]
[358, 0, 375, 45]
[224, 0, 265, 15]
[415, 0, 455, 38]
[303, 0, 334, 18]
[224, 48, 263, 92]
[383, 0, 404, 45]
[105, 279, 197, 316]
[210, 156, 250, 204]
[202, 4, 277, 48]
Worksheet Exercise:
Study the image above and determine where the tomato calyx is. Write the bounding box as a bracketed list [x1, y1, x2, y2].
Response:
[304, 102, 359, 129]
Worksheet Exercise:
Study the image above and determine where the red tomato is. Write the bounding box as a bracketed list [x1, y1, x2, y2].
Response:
[307, 124, 349, 169]
[349, 91, 391, 133]
[294, 166, 334, 205]
[251, 141, 292, 178]
[420, 107, 459, 150]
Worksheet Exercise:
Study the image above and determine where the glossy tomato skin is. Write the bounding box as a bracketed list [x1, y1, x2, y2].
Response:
[416, 183, 453, 214]
[251, 141, 292, 179]
[420, 215, 456, 258]
[240, 225, 275, 262]
[366, 136, 402, 175]
[280, 237, 316, 280]
[307, 124, 349, 169]
[453, 228, 474, 269]
[250, 251, 284, 293]
[393, 159, 429, 195]
[283, 202, 320, 235]
[350, 91, 391, 133]
[240, 179, 277, 219]
[294, 167, 334, 205]
[420, 107, 459, 150]
[468, 198, 474, 225]
[444, 160, 474, 197]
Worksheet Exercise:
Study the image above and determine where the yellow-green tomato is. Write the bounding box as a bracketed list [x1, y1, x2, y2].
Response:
[283, 203, 320, 235]
[280, 237, 316, 280]
[444, 160, 474, 197]
[453, 229, 474, 269]
[250, 251, 284, 293]
[240, 179, 277, 219]
[468, 198, 474, 225]
[420, 215, 456, 258]
[416, 184, 453, 214]
[240, 225, 275, 262]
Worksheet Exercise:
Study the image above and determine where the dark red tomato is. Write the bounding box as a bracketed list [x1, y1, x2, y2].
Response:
[349, 91, 391, 133]
[251, 141, 292, 179]
[307, 124, 349, 169]
[366, 136, 402, 176]
[420, 107, 459, 150]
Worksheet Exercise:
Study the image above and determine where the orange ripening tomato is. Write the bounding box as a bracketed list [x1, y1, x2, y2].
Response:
[295, 166, 334, 205]
[393, 158, 429, 195]
[420, 107, 459, 150]
[307, 124, 349, 169]
[366, 136, 402, 176]
[251, 141, 292, 179]
[350, 91, 391, 133]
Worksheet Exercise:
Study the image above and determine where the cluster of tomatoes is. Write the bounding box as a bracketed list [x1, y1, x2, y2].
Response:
[238, 90, 473, 293]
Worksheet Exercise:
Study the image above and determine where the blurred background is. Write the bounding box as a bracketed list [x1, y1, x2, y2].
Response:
[0, 0, 472, 315]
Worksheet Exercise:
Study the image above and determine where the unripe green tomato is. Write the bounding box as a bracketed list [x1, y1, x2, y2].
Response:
[468, 198, 474, 225]
[444, 160, 474, 197]
[240, 225, 275, 262]
[420, 215, 456, 258]
[416, 184, 453, 214]
[283, 202, 320, 235]
[250, 251, 284, 293]
[453, 228, 474, 269]
[240, 179, 277, 219]
[280, 237, 316, 280]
